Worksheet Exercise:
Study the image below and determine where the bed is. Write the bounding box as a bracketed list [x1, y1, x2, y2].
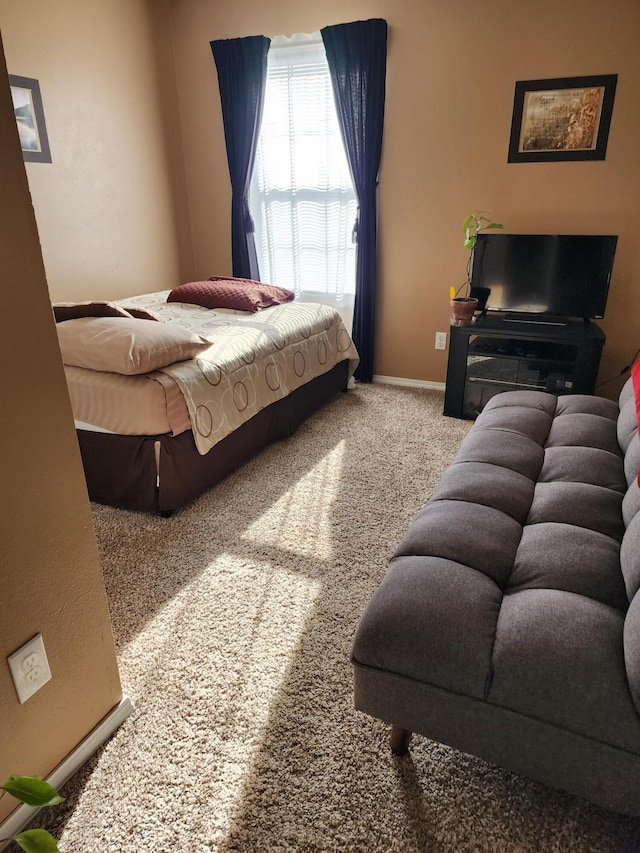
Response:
[56, 288, 359, 514]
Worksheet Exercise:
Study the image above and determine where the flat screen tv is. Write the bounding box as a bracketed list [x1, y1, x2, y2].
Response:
[470, 233, 618, 322]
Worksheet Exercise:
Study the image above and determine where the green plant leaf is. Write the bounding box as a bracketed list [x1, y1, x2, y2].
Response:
[462, 214, 475, 233]
[0, 777, 64, 807]
[484, 222, 503, 229]
[14, 829, 66, 853]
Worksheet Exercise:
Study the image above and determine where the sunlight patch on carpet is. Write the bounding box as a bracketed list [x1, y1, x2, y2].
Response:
[72, 553, 324, 847]
[241, 440, 345, 560]
[119, 552, 322, 705]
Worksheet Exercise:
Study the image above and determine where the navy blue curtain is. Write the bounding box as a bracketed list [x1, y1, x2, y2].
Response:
[321, 19, 387, 382]
[210, 36, 270, 280]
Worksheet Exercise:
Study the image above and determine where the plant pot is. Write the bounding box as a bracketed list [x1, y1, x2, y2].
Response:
[450, 297, 478, 327]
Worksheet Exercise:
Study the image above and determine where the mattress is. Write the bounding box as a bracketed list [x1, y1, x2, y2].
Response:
[65, 365, 190, 436]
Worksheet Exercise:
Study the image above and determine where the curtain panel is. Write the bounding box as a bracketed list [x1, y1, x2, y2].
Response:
[210, 36, 270, 280]
[321, 19, 388, 382]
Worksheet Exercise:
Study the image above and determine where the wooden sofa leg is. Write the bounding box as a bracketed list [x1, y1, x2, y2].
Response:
[390, 725, 412, 756]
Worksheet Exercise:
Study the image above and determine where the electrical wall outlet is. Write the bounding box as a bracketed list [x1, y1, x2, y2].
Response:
[8, 634, 52, 703]
[435, 332, 447, 350]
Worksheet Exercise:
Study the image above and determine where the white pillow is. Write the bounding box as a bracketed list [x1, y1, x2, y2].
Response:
[56, 317, 211, 375]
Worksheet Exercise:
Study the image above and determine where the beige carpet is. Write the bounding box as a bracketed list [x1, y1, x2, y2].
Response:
[40, 384, 640, 852]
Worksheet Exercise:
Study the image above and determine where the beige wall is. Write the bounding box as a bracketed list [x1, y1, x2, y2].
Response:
[0, 33, 122, 823]
[0, 0, 636, 823]
[0, 0, 193, 302]
[170, 0, 640, 398]
[2, 0, 637, 390]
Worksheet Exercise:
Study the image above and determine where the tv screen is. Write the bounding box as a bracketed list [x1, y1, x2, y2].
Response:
[470, 234, 618, 320]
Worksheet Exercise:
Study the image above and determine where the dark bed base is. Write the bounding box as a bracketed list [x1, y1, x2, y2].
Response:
[76, 360, 349, 514]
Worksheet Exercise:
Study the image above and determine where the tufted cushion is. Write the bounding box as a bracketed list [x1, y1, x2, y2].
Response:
[625, 594, 640, 717]
[539, 445, 626, 491]
[619, 376, 635, 409]
[510, 523, 627, 611]
[393, 499, 522, 586]
[353, 556, 501, 699]
[431, 461, 534, 524]
[618, 394, 638, 453]
[623, 480, 640, 528]
[621, 513, 640, 602]
[481, 389, 555, 416]
[488, 589, 640, 752]
[452, 428, 544, 481]
[527, 481, 625, 539]
[546, 412, 621, 455]
[625, 433, 640, 487]
[474, 402, 554, 446]
[555, 393, 619, 419]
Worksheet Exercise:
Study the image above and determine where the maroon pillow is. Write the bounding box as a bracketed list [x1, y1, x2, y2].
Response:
[53, 301, 160, 323]
[123, 307, 162, 321]
[167, 277, 295, 312]
[53, 301, 130, 323]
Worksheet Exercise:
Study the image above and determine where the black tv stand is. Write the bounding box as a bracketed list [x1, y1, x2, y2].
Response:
[502, 315, 570, 327]
[444, 315, 605, 420]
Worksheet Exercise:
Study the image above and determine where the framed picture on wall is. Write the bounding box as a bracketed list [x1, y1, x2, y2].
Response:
[9, 74, 52, 163]
[508, 74, 617, 163]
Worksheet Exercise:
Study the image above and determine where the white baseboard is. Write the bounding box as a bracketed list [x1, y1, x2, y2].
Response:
[0, 695, 133, 848]
[372, 375, 446, 391]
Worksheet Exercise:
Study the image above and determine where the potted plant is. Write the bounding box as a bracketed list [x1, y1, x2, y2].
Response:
[450, 211, 503, 326]
[1, 775, 65, 852]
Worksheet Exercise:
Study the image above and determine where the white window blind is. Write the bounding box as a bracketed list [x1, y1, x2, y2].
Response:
[249, 32, 357, 329]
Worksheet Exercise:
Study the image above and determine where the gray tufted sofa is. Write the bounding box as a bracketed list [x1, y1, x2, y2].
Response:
[352, 377, 640, 815]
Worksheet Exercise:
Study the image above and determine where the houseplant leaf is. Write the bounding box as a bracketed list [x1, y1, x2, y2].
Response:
[14, 829, 66, 853]
[1, 776, 64, 807]
[453, 210, 504, 305]
[462, 214, 475, 233]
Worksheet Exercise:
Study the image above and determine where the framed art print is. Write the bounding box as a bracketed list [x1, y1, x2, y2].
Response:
[9, 74, 52, 163]
[508, 74, 617, 163]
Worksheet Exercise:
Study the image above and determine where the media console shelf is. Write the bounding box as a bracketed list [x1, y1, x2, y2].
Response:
[444, 315, 605, 420]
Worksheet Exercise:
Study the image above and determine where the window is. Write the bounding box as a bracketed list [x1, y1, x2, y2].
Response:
[249, 33, 357, 329]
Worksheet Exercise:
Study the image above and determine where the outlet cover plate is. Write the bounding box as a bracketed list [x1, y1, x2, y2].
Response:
[8, 634, 52, 703]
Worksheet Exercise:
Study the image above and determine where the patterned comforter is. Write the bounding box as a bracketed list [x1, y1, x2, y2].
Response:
[118, 291, 359, 455]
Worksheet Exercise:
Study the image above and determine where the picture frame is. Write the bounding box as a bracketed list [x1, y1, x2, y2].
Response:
[508, 74, 617, 163]
[9, 74, 52, 163]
